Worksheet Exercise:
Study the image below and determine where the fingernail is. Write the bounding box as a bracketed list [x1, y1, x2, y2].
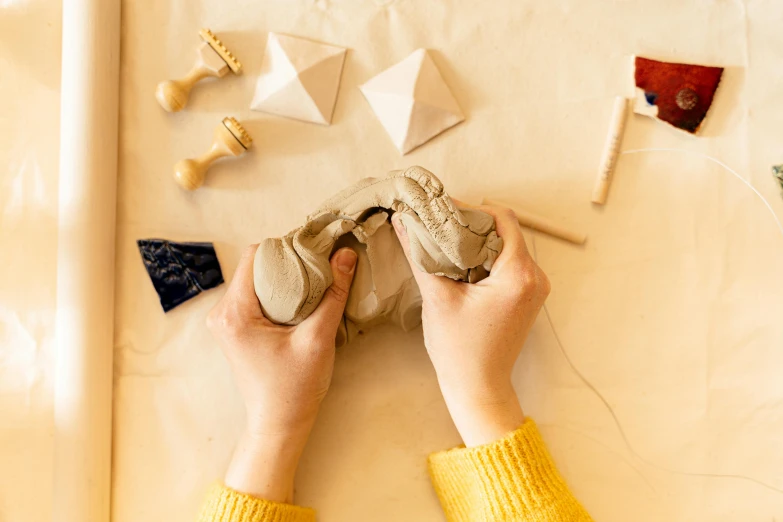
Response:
[335, 249, 357, 274]
[391, 214, 406, 235]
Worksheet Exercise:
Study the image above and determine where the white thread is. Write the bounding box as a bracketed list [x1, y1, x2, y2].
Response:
[621, 148, 783, 237]
[532, 148, 783, 495]
[539, 423, 658, 494]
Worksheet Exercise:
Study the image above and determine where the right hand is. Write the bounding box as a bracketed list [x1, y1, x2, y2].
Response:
[392, 204, 550, 447]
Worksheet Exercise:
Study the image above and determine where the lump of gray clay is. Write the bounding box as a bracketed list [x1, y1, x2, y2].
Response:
[253, 166, 503, 345]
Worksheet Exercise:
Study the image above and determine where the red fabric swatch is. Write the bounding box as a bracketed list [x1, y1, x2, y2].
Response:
[634, 57, 723, 134]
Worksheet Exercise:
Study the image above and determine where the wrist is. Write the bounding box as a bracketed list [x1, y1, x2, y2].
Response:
[245, 414, 316, 445]
[224, 427, 311, 504]
[439, 379, 525, 448]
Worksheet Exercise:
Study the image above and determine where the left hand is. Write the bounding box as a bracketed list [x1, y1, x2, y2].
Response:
[207, 244, 357, 503]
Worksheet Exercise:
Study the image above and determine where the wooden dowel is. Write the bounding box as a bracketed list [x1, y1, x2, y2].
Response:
[592, 96, 629, 205]
[482, 198, 587, 245]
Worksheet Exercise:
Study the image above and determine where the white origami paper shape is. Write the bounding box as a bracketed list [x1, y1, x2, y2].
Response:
[360, 49, 465, 155]
[251, 33, 347, 125]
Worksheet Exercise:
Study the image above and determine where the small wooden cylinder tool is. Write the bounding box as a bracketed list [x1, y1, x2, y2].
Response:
[174, 117, 253, 190]
[156, 29, 242, 112]
[591, 96, 629, 205]
[482, 198, 587, 245]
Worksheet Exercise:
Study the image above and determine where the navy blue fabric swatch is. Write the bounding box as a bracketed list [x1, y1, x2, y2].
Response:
[137, 239, 224, 312]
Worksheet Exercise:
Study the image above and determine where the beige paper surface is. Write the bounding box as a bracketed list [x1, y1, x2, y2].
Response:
[112, 1, 783, 520]
[3, 1, 783, 521]
[0, 0, 62, 520]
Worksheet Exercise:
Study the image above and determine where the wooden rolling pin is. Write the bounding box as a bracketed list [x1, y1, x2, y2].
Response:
[482, 198, 587, 245]
[55, 0, 120, 520]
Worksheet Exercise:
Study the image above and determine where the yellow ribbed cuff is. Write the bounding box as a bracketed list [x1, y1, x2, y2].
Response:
[428, 418, 593, 522]
[198, 483, 316, 522]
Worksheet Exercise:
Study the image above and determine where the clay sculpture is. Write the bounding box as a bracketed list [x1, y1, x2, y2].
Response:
[253, 166, 502, 345]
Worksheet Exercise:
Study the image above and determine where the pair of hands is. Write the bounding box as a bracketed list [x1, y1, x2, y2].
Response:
[207, 204, 551, 503]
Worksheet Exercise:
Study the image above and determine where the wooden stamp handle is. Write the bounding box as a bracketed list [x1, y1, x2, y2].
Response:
[156, 42, 229, 112]
[174, 120, 248, 190]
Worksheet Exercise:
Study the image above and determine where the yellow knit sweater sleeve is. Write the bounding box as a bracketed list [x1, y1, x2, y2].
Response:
[428, 418, 593, 522]
[198, 419, 590, 522]
[197, 484, 315, 522]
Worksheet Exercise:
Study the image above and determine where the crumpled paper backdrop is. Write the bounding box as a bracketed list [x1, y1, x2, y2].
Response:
[2, 1, 783, 521]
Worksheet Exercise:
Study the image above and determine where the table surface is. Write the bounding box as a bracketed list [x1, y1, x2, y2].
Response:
[2, 1, 783, 521]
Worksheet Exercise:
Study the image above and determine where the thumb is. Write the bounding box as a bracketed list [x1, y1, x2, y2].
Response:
[305, 248, 357, 335]
[391, 213, 454, 296]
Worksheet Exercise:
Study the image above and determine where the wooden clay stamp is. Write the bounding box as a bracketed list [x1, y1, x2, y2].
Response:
[173, 117, 252, 190]
[156, 29, 242, 112]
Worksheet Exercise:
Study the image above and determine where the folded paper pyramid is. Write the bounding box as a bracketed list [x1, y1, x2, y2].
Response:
[251, 33, 347, 125]
[361, 49, 465, 155]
